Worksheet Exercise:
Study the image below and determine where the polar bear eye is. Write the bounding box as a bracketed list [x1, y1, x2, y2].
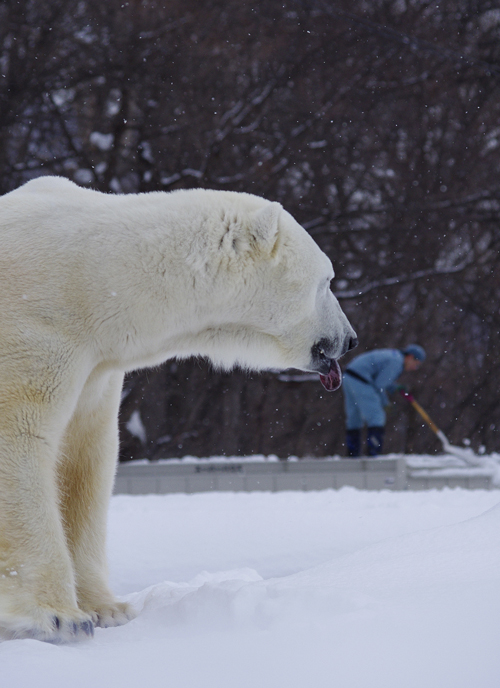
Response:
[319, 278, 332, 295]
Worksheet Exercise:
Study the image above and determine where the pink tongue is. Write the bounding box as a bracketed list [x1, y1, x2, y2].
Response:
[319, 360, 342, 392]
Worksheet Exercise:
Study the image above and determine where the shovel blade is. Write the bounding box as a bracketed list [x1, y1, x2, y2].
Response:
[436, 430, 483, 466]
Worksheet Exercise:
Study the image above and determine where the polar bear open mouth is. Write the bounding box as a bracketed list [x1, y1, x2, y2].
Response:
[318, 359, 342, 392]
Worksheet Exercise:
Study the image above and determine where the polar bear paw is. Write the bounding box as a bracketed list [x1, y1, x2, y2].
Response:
[86, 600, 137, 629]
[0, 609, 95, 643]
[48, 615, 95, 642]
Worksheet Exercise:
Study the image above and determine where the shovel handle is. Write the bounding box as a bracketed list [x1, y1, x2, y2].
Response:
[410, 400, 441, 435]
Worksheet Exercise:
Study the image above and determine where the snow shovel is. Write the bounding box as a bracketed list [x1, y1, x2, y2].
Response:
[400, 391, 482, 465]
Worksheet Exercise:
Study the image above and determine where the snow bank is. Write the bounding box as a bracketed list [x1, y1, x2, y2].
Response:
[2, 486, 500, 688]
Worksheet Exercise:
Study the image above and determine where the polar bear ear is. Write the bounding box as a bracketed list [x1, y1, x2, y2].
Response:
[249, 202, 282, 253]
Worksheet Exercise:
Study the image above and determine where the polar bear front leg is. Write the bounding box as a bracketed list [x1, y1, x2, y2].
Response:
[58, 370, 136, 629]
[0, 426, 94, 642]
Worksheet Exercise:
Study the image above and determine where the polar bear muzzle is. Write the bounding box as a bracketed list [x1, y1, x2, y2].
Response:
[312, 336, 358, 391]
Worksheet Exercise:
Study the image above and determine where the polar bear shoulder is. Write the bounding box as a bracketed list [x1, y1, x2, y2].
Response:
[12, 175, 81, 195]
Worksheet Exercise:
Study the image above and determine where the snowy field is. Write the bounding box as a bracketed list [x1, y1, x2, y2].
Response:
[2, 473, 500, 688]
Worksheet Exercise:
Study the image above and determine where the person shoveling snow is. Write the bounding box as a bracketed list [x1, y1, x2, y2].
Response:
[342, 344, 426, 457]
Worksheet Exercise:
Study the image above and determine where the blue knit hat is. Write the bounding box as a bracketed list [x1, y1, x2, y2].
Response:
[402, 344, 426, 362]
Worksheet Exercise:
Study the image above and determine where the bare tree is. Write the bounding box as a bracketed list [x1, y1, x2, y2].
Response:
[1, 0, 499, 458]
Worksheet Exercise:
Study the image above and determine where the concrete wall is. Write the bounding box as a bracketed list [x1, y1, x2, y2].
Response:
[114, 458, 408, 494]
[114, 458, 499, 494]
[113, 457, 497, 495]
[405, 469, 494, 490]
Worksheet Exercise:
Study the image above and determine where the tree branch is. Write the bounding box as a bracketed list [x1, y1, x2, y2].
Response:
[336, 261, 471, 300]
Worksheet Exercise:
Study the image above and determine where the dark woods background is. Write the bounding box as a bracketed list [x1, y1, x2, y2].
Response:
[1, 0, 499, 459]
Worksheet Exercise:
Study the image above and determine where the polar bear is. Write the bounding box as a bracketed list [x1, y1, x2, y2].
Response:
[0, 176, 357, 642]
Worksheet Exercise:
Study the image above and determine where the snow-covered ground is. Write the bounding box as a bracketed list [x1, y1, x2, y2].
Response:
[2, 469, 500, 688]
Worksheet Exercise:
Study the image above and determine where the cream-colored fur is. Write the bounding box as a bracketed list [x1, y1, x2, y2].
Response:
[0, 177, 356, 641]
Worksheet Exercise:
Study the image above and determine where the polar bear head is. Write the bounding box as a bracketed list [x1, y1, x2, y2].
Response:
[174, 191, 357, 391]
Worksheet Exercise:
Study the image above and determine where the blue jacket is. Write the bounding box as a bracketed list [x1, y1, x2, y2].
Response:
[345, 349, 404, 407]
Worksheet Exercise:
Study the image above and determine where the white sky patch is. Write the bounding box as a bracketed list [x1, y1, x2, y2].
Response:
[73, 169, 93, 185]
[51, 88, 75, 107]
[126, 410, 147, 445]
[90, 131, 114, 151]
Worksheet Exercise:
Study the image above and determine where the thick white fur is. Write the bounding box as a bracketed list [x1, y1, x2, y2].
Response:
[0, 177, 355, 641]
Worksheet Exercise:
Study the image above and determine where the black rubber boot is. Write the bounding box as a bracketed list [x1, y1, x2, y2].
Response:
[346, 429, 361, 458]
[366, 426, 385, 457]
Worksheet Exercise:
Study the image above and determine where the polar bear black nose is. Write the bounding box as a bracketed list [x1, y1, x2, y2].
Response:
[339, 335, 358, 357]
[340, 337, 358, 356]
